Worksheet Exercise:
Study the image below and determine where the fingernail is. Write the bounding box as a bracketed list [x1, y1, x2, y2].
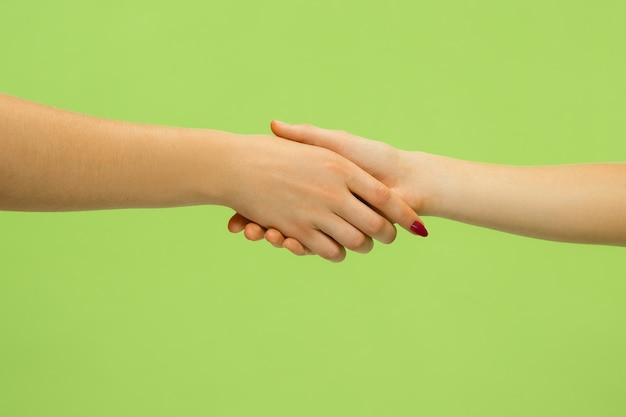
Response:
[410, 221, 428, 237]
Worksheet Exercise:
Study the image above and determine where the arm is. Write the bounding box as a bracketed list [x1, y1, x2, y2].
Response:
[0, 94, 424, 261]
[235, 121, 626, 249]
[0, 93, 231, 211]
[408, 153, 626, 245]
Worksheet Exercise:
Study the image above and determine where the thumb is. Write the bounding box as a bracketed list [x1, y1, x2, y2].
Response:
[271, 120, 399, 183]
[270, 120, 352, 154]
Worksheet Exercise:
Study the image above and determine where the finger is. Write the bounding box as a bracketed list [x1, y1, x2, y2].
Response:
[264, 229, 314, 255]
[271, 120, 353, 154]
[243, 223, 267, 241]
[316, 214, 375, 254]
[299, 230, 347, 262]
[347, 173, 428, 239]
[337, 197, 398, 245]
[283, 238, 314, 256]
[227, 212, 251, 233]
[265, 228, 285, 248]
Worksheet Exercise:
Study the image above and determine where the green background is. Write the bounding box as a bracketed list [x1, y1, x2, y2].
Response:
[1, 0, 625, 416]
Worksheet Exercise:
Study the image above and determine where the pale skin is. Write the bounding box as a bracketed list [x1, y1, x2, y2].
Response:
[0, 94, 426, 262]
[231, 121, 626, 254]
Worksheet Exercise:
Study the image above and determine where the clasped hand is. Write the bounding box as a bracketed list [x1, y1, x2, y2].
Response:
[227, 121, 427, 261]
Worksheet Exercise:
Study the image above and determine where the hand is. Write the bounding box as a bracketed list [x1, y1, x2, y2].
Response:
[227, 123, 429, 258]
[269, 121, 425, 212]
[223, 132, 425, 262]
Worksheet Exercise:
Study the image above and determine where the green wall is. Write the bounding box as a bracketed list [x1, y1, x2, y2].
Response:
[1, 1, 625, 416]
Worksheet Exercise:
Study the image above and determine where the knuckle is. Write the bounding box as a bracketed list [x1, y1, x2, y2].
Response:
[367, 215, 387, 236]
[345, 233, 367, 251]
[371, 183, 392, 206]
[325, 154, 349, 176]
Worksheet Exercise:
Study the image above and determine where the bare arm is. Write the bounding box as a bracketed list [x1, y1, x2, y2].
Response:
[235, 121, 626, 250]
[0, 93, 232, 211]
[0, 95, 424, 261]
[412, 153, 626, 245]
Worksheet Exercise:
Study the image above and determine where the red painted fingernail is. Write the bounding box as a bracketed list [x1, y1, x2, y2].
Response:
[410, 221, 428, 237]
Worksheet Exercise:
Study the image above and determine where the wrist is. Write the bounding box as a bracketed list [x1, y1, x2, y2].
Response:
[187, 129, 242, 208]
[403, 151, 447, 217]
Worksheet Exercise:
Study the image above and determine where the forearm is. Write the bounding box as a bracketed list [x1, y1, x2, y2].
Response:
[413, 152, 626, 245]
[0, 94, 232, 211]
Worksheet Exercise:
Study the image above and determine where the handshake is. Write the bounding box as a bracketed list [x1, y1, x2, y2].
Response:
[3, 93, 624, 256]
[226, 121, 626, 258]
[226, 120, 430, 262]
[226, 120, 626, 257]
